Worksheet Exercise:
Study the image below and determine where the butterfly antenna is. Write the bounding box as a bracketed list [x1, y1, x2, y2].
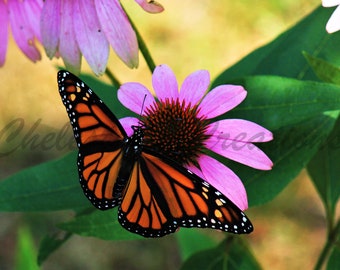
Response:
[138, 94, 147, 127]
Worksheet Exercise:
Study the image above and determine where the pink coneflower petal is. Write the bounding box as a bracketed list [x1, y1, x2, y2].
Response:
[118, 64, 273, 207]
[59, 0, 81, 74]
[95, 0, 139, 68]
[40, 0, 157, 73]
[135, 0, 164, 13]
[152, 64, 179, 101]
[41, 0, 61, 58]
[8, 0, 41, 62]
[205, 135, 273, 170]
[198, 85, 247, 119]
[206, 119, 273, 143]
[0, 1, 8, 66]
[118, 82, 155, 115]
[179, 70, 210, 106]
[73, 0, 109, 75]
[188, 154, 248, 210]
[23, 0, 42, 41]
[119, 117, 140, 136]
[185, 164, 205, 178]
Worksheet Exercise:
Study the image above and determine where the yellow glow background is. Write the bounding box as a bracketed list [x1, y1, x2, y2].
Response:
[0, 1, 333, 269]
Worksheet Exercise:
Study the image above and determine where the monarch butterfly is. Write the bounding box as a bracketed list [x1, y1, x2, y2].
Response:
[57, 70, 253, 237]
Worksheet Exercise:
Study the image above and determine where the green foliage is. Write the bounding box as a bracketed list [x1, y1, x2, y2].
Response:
[243, 111, 338, 206]
[180, 237, 261, 270]
[15, 227, 39, 270]
[0, 152, 87, 211]
[58, 209, 143, 241]
[0, 4, 339, 270]
[307, 117, 340, 219]
[212, 7, 340, 84]
[176, 229, 218, 261]
[37, 232, 72, 266]
[327, 245, 340, 270]
[303, 52, 340, 84]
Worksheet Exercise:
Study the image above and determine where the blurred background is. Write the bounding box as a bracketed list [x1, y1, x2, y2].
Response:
[0, 0, 331, 269]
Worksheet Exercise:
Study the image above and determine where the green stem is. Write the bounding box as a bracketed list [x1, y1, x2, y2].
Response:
[105, 67, 121, 87]
[123, 7, 156, 73]
[314, 219, 340, 270]
[133, 21, 156, 73]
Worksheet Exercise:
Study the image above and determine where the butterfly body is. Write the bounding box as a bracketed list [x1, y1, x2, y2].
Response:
[57, 70, 253, 237]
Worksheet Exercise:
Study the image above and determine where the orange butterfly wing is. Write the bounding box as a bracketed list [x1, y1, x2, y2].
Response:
[58, 71, 127, 209]
[118, 149, 253, 237]
[58, 70, 253, 237]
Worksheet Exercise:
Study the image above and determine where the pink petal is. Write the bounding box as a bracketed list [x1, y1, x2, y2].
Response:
[205, 136, 273, 170]
[73, 0, 109, 75]
[8, 0, 41, 62]
[198, 85, 247, 119]
[41, 0, 61, 58]
[119, 117, 140, 137]
[118, 82, 155, 115]
[179, 70, 210, 106]
[191, 154, 248, 210]
[95, 0, 139, 68]
[59, 0, 81, 74]
[152, 64, 179, 101]
[23, 0, 43, 41]
[185, 164, 205, 179]
[0, 2, 8, 66]
[134, 0, 164, 13]
[326, 5, 340, 33]
[206, 119, 273, 143]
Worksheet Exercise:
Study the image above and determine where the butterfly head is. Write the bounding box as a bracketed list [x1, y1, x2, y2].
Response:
[127, 125, 145, 155]
[132, 125, 144, 137]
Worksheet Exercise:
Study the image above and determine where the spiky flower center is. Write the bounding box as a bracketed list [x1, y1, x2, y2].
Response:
[142, 98, 210, 165]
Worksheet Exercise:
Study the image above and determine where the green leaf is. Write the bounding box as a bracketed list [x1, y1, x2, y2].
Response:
[15, 227, 39, 270]
[212, 6, 340, 86]
[307, 116, 340, 217]
[58, 209, 142, 240]
[210, 76, 340, 205]
[0, 152, 89, 211]
[209, 75, 340, 206]
[209, 6, 340, 206]
[37, 232, 72, 266]
[176, 229, 218, 261]
[221, 76, 340, 130]
[303, 52, 340, 84]
[222, 111, 339, 206]
[327, 246, 340, 270]
[180, 237, 261, 270]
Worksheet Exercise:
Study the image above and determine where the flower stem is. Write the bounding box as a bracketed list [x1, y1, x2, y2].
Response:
[123, 8, 156, 73]
[133, 21, 156, 73]
[314, 219, 340, 270]
[105, 67, 121, 87]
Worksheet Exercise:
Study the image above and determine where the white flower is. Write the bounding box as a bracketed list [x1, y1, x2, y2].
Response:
[322, 0, 340, 33]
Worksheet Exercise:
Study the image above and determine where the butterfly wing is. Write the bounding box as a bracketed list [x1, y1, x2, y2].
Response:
[118, 148, 253, 237]
[58, 70, 253, 237]
[57, 70, 128, 209]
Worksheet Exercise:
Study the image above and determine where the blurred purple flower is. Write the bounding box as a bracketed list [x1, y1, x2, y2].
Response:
[0, 0, 43, 66]
[118, 64, 273, 210]
[41, 0, 163, 75]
